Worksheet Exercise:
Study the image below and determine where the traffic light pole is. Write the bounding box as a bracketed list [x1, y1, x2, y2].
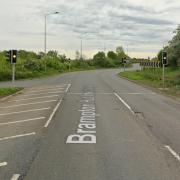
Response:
[12, 64, 15, 83]
[162, 64, 165, 89]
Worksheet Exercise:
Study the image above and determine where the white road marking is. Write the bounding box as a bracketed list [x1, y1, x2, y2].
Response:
[8, 95, 59, 102]
[0, 132, 36, 142]
[0, 107, 50, 116]
[20, 91, 64, 97]
[10, 174, 20, 180]
[0, 100, 57, 109]
[165, 145, 180, 162]
[0, 162, 7, 167]
[114, 93, 135, 114]
[0, 117, 46, 126]
[44, 100, 62, 128]
[67, 92, 156, 95]
[28, 85, 66, 91]
[27, 88, 65, 93]
[66, 84, 71, 92]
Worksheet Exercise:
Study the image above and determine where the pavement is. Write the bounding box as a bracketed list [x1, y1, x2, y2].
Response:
[0, 68, 180, 180]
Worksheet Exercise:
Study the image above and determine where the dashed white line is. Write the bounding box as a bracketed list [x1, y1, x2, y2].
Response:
[0, 162, 7, 167]
[66, 84, 71, 92]
[0, 107, 50, 116]
[8, 95, 59, 102]
[0, 132, 36, 141]
[44, 100, 62, 128]
[165, 145, 180, 162]
[0, 100, 57, 109]
[0, 117, 46, 126]
[10, 174, 20, 180]
[114, 93, 135, 114]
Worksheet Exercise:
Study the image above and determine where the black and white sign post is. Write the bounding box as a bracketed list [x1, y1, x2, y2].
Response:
[162, 51, 168, 89]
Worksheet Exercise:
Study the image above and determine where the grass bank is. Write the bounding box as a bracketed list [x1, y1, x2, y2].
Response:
[0, 87, 23, 97]
[120, 67, 180, 98]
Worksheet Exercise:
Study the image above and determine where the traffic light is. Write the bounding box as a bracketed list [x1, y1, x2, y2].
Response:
[11, 50, 17, 64]
[162, 51, 168, 65]
[6, 50, 12, 62]
[122, 57, 126, 64]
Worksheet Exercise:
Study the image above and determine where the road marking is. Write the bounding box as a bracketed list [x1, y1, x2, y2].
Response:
[114, 93, 135, 114]
[0, 117, 46, 126]
[10, 174, 20, 180]
[66, 84, 71, 92]
[0, 162, 7, 167]
[67, 92, 156, 95]
[27, 88, 65, 93]
[20, 91, 64, 97]
[0, 100, 57, 109]
[8, 95, 59, 102]
[165, 145, 180, 162]
[0, 132, 36, 142]
[44, 100, 62, 128]
[29, 85, 66, 91]
[0, 107, 50, 116]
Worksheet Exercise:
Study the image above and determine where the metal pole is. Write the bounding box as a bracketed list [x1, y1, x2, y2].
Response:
[80, 39, 82, 60]
[12, 64, 15, 83]
[44, 15, 47, 72]
[162, 64, 165, 89]
[124, 63, 125, 72]
[44, 15, 47, 55]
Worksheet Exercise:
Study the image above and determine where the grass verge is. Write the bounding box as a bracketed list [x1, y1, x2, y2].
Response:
[0, 87, 23, 97]
[119, 67, 180, 98]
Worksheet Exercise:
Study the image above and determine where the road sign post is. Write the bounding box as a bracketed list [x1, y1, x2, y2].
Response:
[12, 63, 15, 83]
[162, 51, 168, 89]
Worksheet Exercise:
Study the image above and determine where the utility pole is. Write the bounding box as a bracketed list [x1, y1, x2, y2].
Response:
[80, 39, 82, 60]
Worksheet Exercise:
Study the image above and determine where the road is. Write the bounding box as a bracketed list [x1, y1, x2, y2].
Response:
[0, 69, 180, 180]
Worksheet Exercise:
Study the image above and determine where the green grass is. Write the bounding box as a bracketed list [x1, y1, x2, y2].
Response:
[120, 67, 180, 97]
[0, 87, 23, 97]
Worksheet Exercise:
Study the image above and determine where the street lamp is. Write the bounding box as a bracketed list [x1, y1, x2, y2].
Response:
[44, 11, 59, 55]
[44, 11, 59, 71]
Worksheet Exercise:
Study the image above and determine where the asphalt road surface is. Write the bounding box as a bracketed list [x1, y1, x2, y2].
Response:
[0, 68, 180, 180]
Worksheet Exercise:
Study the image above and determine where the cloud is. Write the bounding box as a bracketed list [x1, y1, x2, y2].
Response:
[0, 0, 179, 58]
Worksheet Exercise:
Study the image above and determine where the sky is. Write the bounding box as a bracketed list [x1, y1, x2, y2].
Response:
[0, 0, 180, 59]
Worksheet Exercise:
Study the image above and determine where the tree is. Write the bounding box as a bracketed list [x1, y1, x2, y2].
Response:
[107, 51, 117, 60]
[161, 25, 180, 67]
[93, 52, 106, 67]
[47, 50, 58, 58]
[116, 46, 126, 59]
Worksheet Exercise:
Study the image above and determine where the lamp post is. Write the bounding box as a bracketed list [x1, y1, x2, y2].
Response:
[44, 12, 59, 71]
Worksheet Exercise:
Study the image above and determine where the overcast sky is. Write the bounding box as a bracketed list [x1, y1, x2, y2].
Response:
[0, 0, 180, 58]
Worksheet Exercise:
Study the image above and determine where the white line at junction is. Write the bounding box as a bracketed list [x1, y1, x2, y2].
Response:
[0, 132, 36, 142]
[0, 117, 46, 126]
[27, 88, 65, 93]
[114, 93, 135, 115]
[10, 174, 20, 180]
[165, 145, 180, 162]
[44, 100, 62, 128]
[66, 84, 71, 92]
[0, 162, 7, 167]
[0, 107, 50, 116]
[8, 95, 59, 102]
[20, 91, 64, 97]
[0, 100, 57, 109]
[28, 85, 66, 91]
